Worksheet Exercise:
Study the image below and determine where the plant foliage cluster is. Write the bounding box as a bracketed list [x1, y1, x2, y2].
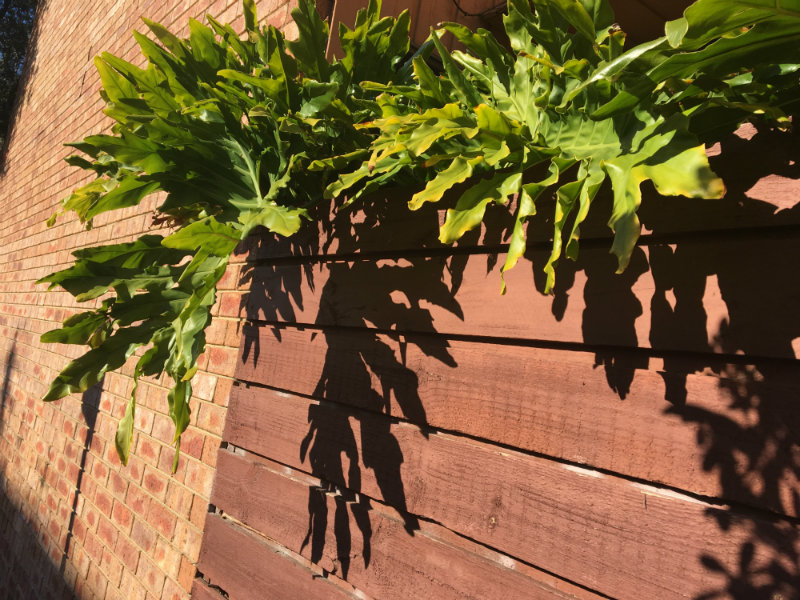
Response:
[39, 0, 800, 467]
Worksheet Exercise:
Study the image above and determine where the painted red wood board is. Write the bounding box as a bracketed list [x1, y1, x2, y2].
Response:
[212, 450, 603, 600]
[234, 327, 800, 519]
[220, 388, 800, 600]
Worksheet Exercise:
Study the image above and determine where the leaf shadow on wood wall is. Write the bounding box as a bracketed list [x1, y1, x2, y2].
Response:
[238, 194, 464, 580]
[540, 126, 800, 599]
[643, 128, 800, 599]
[235, 127, 800, 597]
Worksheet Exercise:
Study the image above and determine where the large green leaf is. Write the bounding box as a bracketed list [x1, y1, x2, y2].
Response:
[439, 171, 522, 243]
[162, 217, 242, 256]
[667, 0, 800, 49]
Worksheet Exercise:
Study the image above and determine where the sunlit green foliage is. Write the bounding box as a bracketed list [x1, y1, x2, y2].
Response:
[40, 0, 799, 467]
[39, 0, 412, 469]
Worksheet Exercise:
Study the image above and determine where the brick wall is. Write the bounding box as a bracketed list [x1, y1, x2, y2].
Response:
[0, 1, 295, 599]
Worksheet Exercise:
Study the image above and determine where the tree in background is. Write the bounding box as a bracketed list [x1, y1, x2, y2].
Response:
[0, 0, 38, 147]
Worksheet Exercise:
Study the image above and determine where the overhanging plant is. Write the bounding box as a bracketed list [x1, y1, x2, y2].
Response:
[328, 0, 800, 293]
[38, 0, 799, 468]
[38, 0, 413, 469]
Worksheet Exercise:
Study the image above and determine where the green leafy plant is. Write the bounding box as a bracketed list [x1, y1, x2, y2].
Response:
[39, 0, 799, 468]
[38, 0, 412, 469]
[329, 0, 800, 292]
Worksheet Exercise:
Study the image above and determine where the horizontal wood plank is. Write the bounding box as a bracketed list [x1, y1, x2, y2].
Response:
[221, 389, 800, 600]
[211, 450, 602, 600]
[198, 513, 356, 600]
[238, 233, 800, 360]
[235, 326, 800, 518]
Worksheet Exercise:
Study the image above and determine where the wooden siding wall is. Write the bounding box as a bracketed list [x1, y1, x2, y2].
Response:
[191, 2, 800, 599]
[192, 117, 800, 599]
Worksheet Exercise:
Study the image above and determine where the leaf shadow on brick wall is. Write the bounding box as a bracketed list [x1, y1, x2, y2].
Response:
[0, 336, 16, 437]
[0, 334, 77, 599]
[59, 381, 101, 579]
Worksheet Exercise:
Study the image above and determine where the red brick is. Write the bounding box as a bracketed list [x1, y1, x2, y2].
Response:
[109, 471, 128, 500]
[126, 455, 145, 484]
[136, 436, 161, 466]
[111, 501, 132, 532]
[172, 520, 203, 562]
[137, 553, 165, 597]
[200, 437, 219, 468]
[97, 515, 118, 548]
[86, 562, 109, 600]
[114, 536, 140, 572]
[164, 481, 193, 521]
[147, 500, 177, 539]
[217, 292, 242, 318]
[142, 467, 168, 502]
[224, 319, 242, 348]
[72, 515, 87, 544]
[151, 414, 175, 445]
[93, 488, 113, 518]
[161, 577, 187, 600]
[177, 556, 196, 593]
[106, 444, 122, 468]
[84, 530, 104, 562]
[125, 484, 150, 518]
[206, 346, 237, 376]
[130, 519, 156, 553]
[101, 547, 124, 587]
[83, 505, 99, 531]
[178, 428, 204, 460]
[91, 458, 109, 484]
[120, 570, 148, 600]
[188, 496, 208, 530]
[184, 460, 214, 497]
[203, 318, 227, 345]
[195, 402, 225, 437]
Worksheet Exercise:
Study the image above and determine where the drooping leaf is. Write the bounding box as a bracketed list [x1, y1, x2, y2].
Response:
[162, 217, 242, 256]
[409, 157, 474, 210]
[41, 310, 111, 347]
[439, 171, 522, 243]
